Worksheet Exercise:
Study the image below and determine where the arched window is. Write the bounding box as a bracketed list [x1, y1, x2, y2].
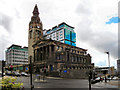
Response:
[30, 31, 32, 38]
[36, 30, 41, 38]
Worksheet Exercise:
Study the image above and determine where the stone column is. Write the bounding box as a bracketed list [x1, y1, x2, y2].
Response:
[42, 47, 44, 60]
[34, 49, 36, 62]
[40, 47, 42, 61]
[53, 45, 55, 60]
[38, 48, 41, 61]
[36, 48, 38, 61]
[44, 46, 46, 60]
[35, 49, 37, 61]
[46, 46, 48, 59]
[49, 45, 52, 58]
[39, 48, 40, 61]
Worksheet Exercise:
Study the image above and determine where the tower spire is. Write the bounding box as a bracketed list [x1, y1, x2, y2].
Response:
[33, 4, 39, 16]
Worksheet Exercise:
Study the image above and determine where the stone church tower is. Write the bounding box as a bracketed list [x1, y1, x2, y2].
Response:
[28, 5, 43, 63]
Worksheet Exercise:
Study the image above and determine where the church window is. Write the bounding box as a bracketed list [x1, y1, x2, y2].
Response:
[36, 30, 41, 37]
[30, 31, 32, 38]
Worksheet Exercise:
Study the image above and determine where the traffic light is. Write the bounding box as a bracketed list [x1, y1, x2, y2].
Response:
[89, 71, 92, 79]
[29, 64, 32, 73]
[2, 60, 5, 77]
[2, 61, 5, 67]
[10, 65, 13, 71]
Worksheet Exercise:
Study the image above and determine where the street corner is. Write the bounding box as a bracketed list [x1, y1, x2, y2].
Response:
[34, 79, 47, 83]
[46, 76, 63, 80]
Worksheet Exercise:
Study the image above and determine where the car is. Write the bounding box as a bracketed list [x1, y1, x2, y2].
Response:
[13, 72, 21, 77]
[91, 77, 103, 84]
[21, 72, 29, 77]
[6, 71, 12, 76]
[0, 72, 5, 76]
[91, 79, 96, 84]
[95, 77, 101, 82]
[112, 77, 118, 80]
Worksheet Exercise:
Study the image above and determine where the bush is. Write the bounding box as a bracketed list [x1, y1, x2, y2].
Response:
[0, 76, 23, 90]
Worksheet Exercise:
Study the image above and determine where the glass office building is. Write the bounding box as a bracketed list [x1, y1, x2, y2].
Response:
[44, 22, 76, 46]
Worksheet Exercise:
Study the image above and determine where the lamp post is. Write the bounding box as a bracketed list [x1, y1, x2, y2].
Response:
[2, 60, 5, 77]
[29, 56, 34, 90]
[105, 52, 111, 75]
[89, 70, 92, 90]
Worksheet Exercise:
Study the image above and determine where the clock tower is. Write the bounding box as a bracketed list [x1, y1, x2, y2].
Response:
[28, 4, 43, 63]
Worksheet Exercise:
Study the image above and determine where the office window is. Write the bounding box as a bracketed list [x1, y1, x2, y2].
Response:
[60, 31, 63, 33]
[60, 34, 62, 36]
[64, 29, 70, 40]
[71, 31, 76, 42]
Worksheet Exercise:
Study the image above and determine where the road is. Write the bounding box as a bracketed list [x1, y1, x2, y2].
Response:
[16, 76, 89, 88]
[15, 76, 119, 89]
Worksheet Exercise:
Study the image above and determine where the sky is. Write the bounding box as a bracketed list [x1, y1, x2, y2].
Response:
[0, 0, 119, 68]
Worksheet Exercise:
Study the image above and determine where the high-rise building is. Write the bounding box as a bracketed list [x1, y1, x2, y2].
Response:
[44, 22, 76, 46]
[5, 44, 28, 65]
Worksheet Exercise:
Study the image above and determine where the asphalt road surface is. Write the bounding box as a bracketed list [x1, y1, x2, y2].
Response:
[16, 76, 119, 89]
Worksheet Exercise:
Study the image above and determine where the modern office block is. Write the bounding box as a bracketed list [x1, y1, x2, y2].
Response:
[6, 44, 28, 65]
[44, 22, 76, 46]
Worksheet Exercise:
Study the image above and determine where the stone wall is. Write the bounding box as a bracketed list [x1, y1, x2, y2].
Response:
[60, 69, 90, 79]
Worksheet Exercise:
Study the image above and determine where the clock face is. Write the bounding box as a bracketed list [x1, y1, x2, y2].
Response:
[30, 25, 32, 28]
[37, 26, 40, 28]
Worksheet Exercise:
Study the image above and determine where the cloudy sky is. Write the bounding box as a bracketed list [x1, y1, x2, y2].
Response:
[0, 0, 119, 68]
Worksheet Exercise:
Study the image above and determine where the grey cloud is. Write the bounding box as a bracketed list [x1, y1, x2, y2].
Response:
[0, 35, 11, 60]
[76, 0, 91, 15]
[77, 18, 118, 59]
[76, 2, 118, 59]
[0, 13, 12, 32]
[15, 9, 21, 18]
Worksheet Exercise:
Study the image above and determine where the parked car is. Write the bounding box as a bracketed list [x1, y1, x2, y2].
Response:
[21, 72, 29, 77]
[13, 72, 21, 77]
[6, 71, 12, 76]
[95, 77, 101, 82]
[112, 77, 118, 80]
[91, 77, 104, 84]
[91, 79, 96, 84]
[0, 72, 5, 76]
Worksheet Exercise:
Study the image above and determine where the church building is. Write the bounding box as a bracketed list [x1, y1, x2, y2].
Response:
[28, 5, 94, 78]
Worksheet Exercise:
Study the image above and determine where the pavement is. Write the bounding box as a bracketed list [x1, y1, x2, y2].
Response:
[46, 76, 63, 80]
[92, 80, 119, 89]
[107, 80, 119, 86]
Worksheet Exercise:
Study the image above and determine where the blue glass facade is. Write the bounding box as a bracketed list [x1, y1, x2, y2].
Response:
[71, 31, 76, 42]
[46, 22, 76, 46]
[64, 29, 70, 40]
[72, 43, 76, 46]
[64, 27, 76, 46]
[65, 40, 71, 45]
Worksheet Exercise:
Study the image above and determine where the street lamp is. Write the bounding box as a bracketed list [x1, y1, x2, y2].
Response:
[2, 60, 5, 77]
[105, 52, 111, 75]
[29, 56, 34, 90]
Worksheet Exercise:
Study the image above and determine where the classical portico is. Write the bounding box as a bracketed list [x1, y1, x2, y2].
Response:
[32, 39, 94, 78]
